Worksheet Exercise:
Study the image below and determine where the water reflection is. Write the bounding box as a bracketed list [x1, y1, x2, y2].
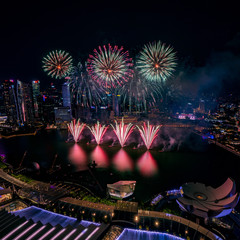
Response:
[112, 148, 133, 172]
[68, 144, 87, 171]
[90, 145, 109, 168]
[137, 151, 158, 176]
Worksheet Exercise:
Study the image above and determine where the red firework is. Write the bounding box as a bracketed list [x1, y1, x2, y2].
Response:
[87, 44, 133, 88]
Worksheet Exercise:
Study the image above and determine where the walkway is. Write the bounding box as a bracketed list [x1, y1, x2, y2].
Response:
[0, 169, 69, 204]
[117, 228, 184, 240]
[0, 169, 31, 189]
[60, 197, 115, 214]
[138, 210, 223, 240]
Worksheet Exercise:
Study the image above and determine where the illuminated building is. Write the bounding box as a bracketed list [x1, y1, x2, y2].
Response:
[178, 113, 196, 120]
[0, 116, 7, 124]
[17, 80, 34, 124]
[107, 181, 136, 199]
[177, 178, 239, 218]
[0, 83, 5, 115]
[54, 106, 72, 127]
[2, 79, 22, 125]
[62, 82, 71, 108]
[42, 83, 61, 123]
[195, 99, 205, 114]
[32, 80, 41, 118]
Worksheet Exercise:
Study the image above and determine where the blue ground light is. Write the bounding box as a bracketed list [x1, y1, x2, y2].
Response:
[13, 206, 100, 228]
[116, 229, 185, 240]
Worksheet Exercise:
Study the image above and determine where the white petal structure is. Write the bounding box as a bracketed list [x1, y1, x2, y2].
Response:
[177, 178, 239, 218]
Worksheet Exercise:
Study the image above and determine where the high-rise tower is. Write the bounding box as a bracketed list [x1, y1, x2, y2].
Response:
[3, 79, 19, 125]
[62, 82, 71, 108]
[32, 80, 41, 118]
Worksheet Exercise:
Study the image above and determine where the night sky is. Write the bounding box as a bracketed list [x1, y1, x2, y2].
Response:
[1, 0, 240, 91]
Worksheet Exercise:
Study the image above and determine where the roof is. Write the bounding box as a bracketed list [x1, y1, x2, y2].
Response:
[1, 207, 108, 240]
[115, 200, 138, 213]
[59, 197, 115, 213]
[107, 181, 136, 192]
[177, 178, 239, 218]
[112, 181, 136, 185]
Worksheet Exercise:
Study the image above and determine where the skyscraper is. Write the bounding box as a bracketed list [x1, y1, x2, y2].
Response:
[3, 79, 19, 125]
[42, 82, 63, 123]
[17, 80, 34, 124]
[0, 83, 6, 116]
[62, 82, 71, 108]
[32, 80, 41, 118]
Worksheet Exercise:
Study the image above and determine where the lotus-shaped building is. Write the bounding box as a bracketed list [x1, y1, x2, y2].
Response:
[177, 178, 239, 218]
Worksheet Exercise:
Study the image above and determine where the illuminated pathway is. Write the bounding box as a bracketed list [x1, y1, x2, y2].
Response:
[0, 169, 31, 189]
[117, 229, 184, 240]
[137, 210, 223, 240]
[0, 169, 68, 204]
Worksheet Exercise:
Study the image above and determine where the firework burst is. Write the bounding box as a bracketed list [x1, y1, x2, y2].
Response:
[67, 119, 85, 142]
[42, 50, 73, 79]
[136, 41, 177, 82]
[88, 121, 108, 144]
[117, 70, 163, 112]
[68, 62, 105, 107]
[87, 44, 133, 88]
[137, 121, 161, 149]
[111, 118, 135, 147]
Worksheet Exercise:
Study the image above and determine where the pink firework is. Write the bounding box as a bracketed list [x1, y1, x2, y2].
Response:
[87, 44, 133, 88]
[111, 118, 134, 147]
[67, 119, 85, 142]
[87, 121, 108, 145]
[137, 121, 161, 149]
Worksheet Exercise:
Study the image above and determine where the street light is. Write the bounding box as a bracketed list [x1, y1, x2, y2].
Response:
[154, 220, 159, 227]
[134, 215, 139, 223]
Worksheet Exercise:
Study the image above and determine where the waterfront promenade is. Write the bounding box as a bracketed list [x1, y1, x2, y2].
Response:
[138, 210, 223, 240]
[0, 130, 38, 139]
[0, 168, 224, 240]
[0, 168, 31, 188]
